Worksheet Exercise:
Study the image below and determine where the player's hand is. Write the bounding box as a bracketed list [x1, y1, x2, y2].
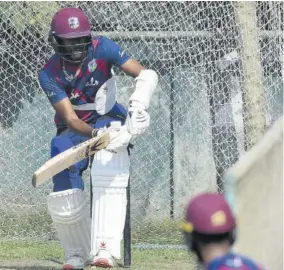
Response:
[97, 123, 132, 153]
[126, 100, 150, 137]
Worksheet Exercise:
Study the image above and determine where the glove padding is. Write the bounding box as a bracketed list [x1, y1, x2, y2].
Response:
[97, 122, 132, 153]
[126, 101, 150, 138]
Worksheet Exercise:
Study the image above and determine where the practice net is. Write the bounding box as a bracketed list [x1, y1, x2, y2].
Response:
[0, 2, 283, 248]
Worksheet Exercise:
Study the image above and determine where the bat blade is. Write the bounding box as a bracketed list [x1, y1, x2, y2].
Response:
[32, 133, 110, 188]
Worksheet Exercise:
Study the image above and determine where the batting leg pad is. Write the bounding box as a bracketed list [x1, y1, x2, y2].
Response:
[47, 188, 91, 264]
[90, 149, 130, 259]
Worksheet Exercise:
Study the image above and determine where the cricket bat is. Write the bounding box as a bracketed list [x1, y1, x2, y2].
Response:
[32, 132, 110, 188]
[224, 115, 283, 269]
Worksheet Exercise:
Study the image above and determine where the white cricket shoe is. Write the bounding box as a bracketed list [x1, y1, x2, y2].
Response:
[91, 249, 114, 268]
[62, 256, 85, 270]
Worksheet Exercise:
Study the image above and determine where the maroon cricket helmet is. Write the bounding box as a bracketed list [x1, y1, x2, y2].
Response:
[49, 8, 92, 63]
[51, 7, 91, 39]
[182, 192, 236, 235]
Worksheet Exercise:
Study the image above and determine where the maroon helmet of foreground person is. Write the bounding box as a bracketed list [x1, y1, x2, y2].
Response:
[48, 7, 92, 63]
[182, 192, 236, 253]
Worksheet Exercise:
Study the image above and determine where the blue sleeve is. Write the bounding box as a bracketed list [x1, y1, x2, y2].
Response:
[39, 70, 67, 105]
[98, 36, 131, 67]
[207, 254, 262, 270]
[206, 258, 223, 270]
[241, 257, 263, 270]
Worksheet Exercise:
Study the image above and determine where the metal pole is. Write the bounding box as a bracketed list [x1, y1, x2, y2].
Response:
[92, 30, 282, 40]
[169, 69, 175, 218]
[123, 178, 131, 268]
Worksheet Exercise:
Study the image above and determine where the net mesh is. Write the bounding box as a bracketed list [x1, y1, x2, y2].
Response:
[0, 1, 283, 246]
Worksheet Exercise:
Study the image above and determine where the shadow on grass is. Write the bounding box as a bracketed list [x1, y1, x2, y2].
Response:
[0, 259, 131, 270]
[0, 259, 62, 270]
[0, 267, 60, 270]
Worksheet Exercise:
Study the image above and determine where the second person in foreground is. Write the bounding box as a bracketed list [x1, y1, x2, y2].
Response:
[182, 192, 263, 270]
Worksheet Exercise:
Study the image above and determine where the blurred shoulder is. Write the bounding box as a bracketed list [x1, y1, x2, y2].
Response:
[205, 253, 263, 270]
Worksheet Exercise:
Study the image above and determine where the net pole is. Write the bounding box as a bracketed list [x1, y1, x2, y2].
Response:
[234, 1, 266, 150]
[169, 68, 175, 218]
[123, 177, 131, 268]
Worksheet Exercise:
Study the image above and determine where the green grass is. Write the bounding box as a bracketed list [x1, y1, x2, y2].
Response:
[0, 211, 54, 240]
[0, 241, 63, 260]
[132, 219, 184, 245]
[0, 241, 196, 270]
[1, 212, 184, 246]
[0, 216, 195, 269]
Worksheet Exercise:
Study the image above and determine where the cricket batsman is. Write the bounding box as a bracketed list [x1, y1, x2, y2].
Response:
[182, 192, 263, 269]
[39, 7, 158, 269]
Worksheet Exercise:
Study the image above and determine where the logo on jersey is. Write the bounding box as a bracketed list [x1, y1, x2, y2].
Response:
[226, 257, 243, 267]
[46, 92, 56, 98]
[68, 17, 79, 29]
[86, 77, 99, 87]
[119, 50, 125, 57]
[88, 59, 97, 72]
[70, 92, 80, 100]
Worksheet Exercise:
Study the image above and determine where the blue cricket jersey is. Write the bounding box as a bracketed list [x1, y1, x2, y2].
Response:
[39, 36, 130, 131]
[205, 252, 263, 270]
